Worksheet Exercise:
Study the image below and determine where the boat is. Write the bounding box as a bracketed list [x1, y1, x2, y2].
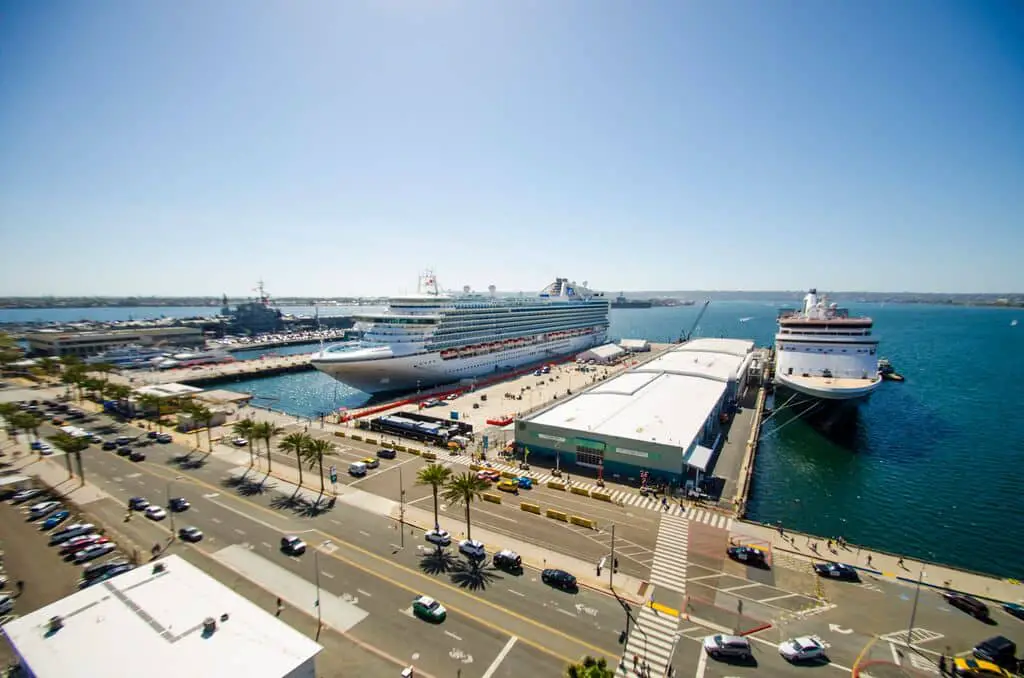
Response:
[773, 289, 882, 402]
[877, 358, 905, 382]
[310, 272, 610, 394]
[154, 350, 235, 370]
[610, 294, 652, 309]
[85, 346, 173, 369]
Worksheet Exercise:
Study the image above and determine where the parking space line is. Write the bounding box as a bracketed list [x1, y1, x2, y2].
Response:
[722, 583, 762, 592]
[757, 593, 798, 603]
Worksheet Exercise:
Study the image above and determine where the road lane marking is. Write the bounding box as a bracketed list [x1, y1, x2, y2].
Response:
[321, 571, 335, 579]
[359, 530, 371, 537]
[481, 636, 518, 678]
[685, 574, 722, 582]
[722, 583, 762, 592]
[234, 528, 246, 535]
[211, 518, 222, 524]
[357, 589, 372, 598]
[444, 630, 463, 641]
[695, 636, 708, 678]
[508, 589, 525, 597]
[262, 542, 272, 549]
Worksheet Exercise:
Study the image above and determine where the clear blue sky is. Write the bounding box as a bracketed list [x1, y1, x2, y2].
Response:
[1, 1, 1022, 296]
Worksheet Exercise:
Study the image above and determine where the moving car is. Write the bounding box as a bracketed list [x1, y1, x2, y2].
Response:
[42, 510, 71, 530]
[727, 545, 767, 567]
[168, 497, 190, 512]
[1003, 602, 1024, 620]
[377, 448, 396, 459]
[492, 549, 522, 570]
[348, 462, 367, 477]
[973, 636, 1017, 667]
[813, 562, 859, 581]
[128, 497, 150, 511]
[145, 506, 167, 521]
[779, 636, 827, 662]
[954, 657, 1015, 678]
[281, 536, 306, 556]
[425, 529, 452, 547]
[496, 479, 519, 494]
[517, 476, 533, 490]
[458, 539, 486, 560]
[945, 592, 990, 619]
[412, 595, 446, 622]
[232, 437, 248, 446]
[541, 569, 577, 591]
[360, 457, 380, 469]
[703, 634, 753, 660]
[179, 526, 204, 543]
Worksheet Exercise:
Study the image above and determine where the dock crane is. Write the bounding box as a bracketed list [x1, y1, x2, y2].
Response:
[678, 300, 711, 343]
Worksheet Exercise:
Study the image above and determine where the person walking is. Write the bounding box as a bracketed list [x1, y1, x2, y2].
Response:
[939, 655, 947, 675]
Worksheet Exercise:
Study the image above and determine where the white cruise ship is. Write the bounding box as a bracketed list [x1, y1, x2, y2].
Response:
[774, 289, 882, 402]
[311, 273, 609, 394]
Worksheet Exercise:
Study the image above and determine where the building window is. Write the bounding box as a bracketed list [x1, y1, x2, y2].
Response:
[576, 448, 604, 466]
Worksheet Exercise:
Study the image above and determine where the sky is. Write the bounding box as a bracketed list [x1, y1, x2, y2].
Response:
[1, 1, 1022, 297]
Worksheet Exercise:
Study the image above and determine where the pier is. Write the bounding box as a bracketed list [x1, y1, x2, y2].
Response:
[108, 353, 316, 387]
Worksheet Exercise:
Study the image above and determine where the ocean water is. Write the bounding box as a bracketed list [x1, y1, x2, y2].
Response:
[11, 301, 1023, 577]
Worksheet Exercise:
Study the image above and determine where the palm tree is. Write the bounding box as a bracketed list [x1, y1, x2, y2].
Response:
[416, 463, 453, 530]
[304, 437, 334, 497]
[0, 402, 18, 438]
[232, 419, 258, 467]
[442, 471, 490, 541]
[8, 411, 37, 443]
[278, 431, 312, 488]
[106, 383, 131, 402]
[189, 402, 215, 451]
[255, 421, 285, 474]
[37, 357, 61, 380]
[62, 365, 86, 400]
[0, 332, 22, 369]
[565, 656, 614, 678]
[91, 362, 115, 392]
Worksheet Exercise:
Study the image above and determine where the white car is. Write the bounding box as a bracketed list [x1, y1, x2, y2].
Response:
[0, 594, 13, 615]
[779, 636, 826, 662]
[145, 506, 167, 521]
[12, 489, 43, 504]
[74, 542, 117, 563]
[458, 539, 486, 559]
[28, 500, 61, 519]
[232, 437, 248, 446]
[425, 529, 452, 547]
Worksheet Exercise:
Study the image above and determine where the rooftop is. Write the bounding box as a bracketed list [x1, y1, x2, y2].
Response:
[134, 383, 203, 399]
[1, 555, 322, 678]
[673, 337, 755, 358]
[633, 348, 747, 383]
[584, 343, 626, 359]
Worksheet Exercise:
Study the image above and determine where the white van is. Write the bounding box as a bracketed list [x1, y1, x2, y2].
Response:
[348, 461, 367, 477]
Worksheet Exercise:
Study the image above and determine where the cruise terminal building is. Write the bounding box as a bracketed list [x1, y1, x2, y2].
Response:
[516, 338, 756, 485]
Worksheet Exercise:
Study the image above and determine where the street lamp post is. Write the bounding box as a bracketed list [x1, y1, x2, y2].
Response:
[314, 540, 332, 641]
[399, 467, 406, 548]
[166, 475, 184, 540]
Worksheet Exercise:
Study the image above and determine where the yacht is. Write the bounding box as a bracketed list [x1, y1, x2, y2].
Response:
[154, 350, 235, 370]
[85, 346, 172, 369]
[311, 272, 609, 394]
[774, 289, 882, 402]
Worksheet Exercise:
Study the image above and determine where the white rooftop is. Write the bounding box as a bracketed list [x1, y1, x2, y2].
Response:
[634, 349, 747, 383]
[583, 343, 626, 359]
[1, 555, 322, 678]
[527, 370, 726, 449]
[619, 339, 649, 348]
[674, 337, 755, 357]
[134, 383, 203, 399]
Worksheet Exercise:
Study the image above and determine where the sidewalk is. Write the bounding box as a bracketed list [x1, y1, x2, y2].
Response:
[211, 444, 653, 605]
[733, 519, 1023, 604]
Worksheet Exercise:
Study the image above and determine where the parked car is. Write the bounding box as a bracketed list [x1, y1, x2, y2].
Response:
[813, 562, 859, 581]
[83, 558, 131, 582]
[102, 441, 117, 450]
[12, 488, 43, 504]
[156, 433, 172, 443]
[492, 549, 522, 570]
[57, 533, 103, 554]
[115, 436, 133, 446]
[541, 568, 577, 591]
[28, 500, 61, 520]
[1003, 602, 1024, 621]
[232, 437, 248, 447]
[0, 595, 13, 615]
[129, 450, 146, 462]
[425, 529, 452, 547]
[50, 524, 97, 546]
[377, 448, 396, 459]
[779, 636, 827, 662]
[281, 536, 306, 556]
[74, 542, 117, 563]
[42, 510, 71, 530]
[703, 634, 753, 660]
[412, 595, 446, 622]
[80, 564, 134, 589]
[945, 592, 990, 620]
[147, 431, 159, 439]
[117, 446, 132, 457]
[458, 539, 486, 560]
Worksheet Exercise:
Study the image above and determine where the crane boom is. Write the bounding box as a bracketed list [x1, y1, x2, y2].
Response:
[680, 300, 711, 343]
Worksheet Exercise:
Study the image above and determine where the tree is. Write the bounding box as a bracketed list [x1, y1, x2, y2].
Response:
[105, 383, 131, 402]
[0, 332, 23, 370]
[441, 471, 490, 541]
[184, 402, 215, 452]
[51, 431, 91, 483]
[255, 421, 285, 474]
[304, 438, 334, 497]
[91, 362, 115, 392]
[61, 365, 86, 400]
[416, 463, 453, 530]
[136, 394, 163, 431]
[232, 419, 258, 467]
[278, 431, 312, 488]
[37, 357, 61, 379]
[13, 411, 43, 442]
[0, 403, 19, 439]
[565, 656, 614, 678]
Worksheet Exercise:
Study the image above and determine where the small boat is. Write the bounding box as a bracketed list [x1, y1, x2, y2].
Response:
[1012, 319, 1019, 327]
[877, 358, 905, 382]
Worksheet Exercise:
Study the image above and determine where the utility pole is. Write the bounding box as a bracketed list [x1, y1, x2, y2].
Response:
[399, 466, 406, 548]
[906, 568, 924, 647]
[609, 524, 616, 589]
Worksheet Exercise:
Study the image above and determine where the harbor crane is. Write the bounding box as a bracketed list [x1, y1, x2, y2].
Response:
[679, 300, 711, 343]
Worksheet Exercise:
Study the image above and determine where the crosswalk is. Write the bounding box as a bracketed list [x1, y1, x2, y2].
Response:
[617, 606, 679, 676]
[649, 514, 689, 594]
[442, 454, 733, 529]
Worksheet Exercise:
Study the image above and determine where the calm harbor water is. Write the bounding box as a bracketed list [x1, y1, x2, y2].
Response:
[8, 302, 1022, 577]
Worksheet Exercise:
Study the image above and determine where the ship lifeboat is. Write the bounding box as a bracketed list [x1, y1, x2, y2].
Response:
[440, 349, 457, 360]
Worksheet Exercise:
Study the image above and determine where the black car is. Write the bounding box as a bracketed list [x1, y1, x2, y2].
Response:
[147, 431, 158, 439]
[973, 637, 1017, 669]
[82, 558, 130, 582]
[945, 592, 989, 619]
[813, 562, 859, 581]
[129, 450, 146, 462]
[178, 526, 204, 543]
[101, 441, 117, 450]
[115, 436, 133, 446]
[727, 545, 767, 567]
[281, 536, 307, 556]
[493, 549, 522, 571]
[377, 448, 397, 460]
[541, 568, 577, 591]
[117, 446, 132, 456]
[168, 497, 190, 512]
[128, 497, 149, 511]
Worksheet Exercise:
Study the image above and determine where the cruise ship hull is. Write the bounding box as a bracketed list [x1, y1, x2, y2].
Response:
[774, 373, 882, 402]
[312, 333, 603, 394]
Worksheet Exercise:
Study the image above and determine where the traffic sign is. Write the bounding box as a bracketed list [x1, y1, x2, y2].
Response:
[329, 465, 337, 483]
[482, 435, 489, 451]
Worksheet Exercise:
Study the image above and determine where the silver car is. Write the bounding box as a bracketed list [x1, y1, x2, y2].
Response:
[703, 634, 752, 660]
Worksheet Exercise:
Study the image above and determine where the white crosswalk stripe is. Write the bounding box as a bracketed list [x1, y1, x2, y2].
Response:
[436, 454, 734, 528]
[649, 514, 689, 594]
[618, 606, 680, 676]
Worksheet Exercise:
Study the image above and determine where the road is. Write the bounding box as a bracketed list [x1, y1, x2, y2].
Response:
[7, 387, 1023, 678]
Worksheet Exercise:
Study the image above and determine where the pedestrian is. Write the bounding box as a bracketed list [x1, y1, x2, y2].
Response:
[898, 557, 905, 569]
[633, 655, 638, 670]
[614, 557, 619, 572]
[15, 580, 24, 596]
[276, 597, 284, 617]
[866, 554, 873, 567]
[939, 655, 947, 675]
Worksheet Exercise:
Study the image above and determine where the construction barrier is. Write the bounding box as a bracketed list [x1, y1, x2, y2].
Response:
[591, 491, 613, 502]
[469, 464, 485, 472]
[500, 470, 519, 480]
[546, 509, 569, 522]
[363, 438, 378, 445]
[570, 515, 597, 529]
[547, 481, 567, 491]
[482, 493, 502, 504]
[350, 435, 362, 442]
[405, 448, 421, 456]
[570, 486, 591, 497]
[393, 445, 407, 452]
[334, 431, 346, 438]
[421, 451, 437, 461]
[521, 502, 541, 514]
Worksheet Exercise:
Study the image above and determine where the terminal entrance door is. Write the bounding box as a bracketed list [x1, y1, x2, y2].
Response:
[574, 438, 605, 468]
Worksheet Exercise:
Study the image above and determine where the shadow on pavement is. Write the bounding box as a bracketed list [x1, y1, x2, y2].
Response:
[450, 558, 502, 591]
[419, 548, 458, 576]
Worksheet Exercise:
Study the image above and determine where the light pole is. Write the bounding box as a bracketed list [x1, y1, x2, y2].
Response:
[314, 539, 332, 641]
[166, 475, 184, 540]
[906, 568, 925, 647]
[399, 466, 406, 548]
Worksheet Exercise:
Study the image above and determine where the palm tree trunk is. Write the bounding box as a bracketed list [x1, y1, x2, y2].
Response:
[464, 502, 471, 541]
[432, 486, 440, 529]
[206, 423, 213, 452]
[318, 456, 325, 496]
[155, 402, 162, 433]
[295, 454, 304, 487]
[265, 438, 273, 474]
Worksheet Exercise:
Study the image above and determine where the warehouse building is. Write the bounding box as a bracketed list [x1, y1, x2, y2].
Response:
[25, 327, 204, 358]
[516, 338, 755, 485]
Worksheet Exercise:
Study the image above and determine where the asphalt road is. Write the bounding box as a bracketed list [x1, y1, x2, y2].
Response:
[9, 388, 1024, 678]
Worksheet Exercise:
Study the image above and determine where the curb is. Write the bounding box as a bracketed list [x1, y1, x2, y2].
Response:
[739, 622, 772, 636]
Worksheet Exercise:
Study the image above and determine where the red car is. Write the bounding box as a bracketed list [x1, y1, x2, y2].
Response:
[476, 470, 501, 483]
